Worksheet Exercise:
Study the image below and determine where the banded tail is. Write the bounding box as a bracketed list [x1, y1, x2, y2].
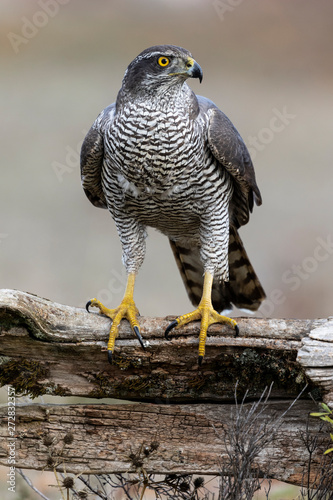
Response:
[169, 226, 266, 312]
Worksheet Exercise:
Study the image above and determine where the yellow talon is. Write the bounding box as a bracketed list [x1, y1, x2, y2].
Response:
[86, 273, 145, 363]
[165, 271, 238, 364]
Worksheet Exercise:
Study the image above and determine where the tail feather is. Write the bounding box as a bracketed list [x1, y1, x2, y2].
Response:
[169, 241, 203, 307]
[226, 226, 266, 311]
[169, 227, 265, 312]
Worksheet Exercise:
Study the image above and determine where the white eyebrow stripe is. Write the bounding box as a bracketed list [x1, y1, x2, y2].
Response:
[135, 50, 183, 61]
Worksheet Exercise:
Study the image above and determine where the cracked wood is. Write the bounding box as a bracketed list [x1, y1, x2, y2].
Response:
[0, 400, 332, 486]
[0, 289, 332, 404]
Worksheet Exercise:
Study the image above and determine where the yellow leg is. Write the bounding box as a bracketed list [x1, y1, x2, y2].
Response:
[165, 271, 238, 364]
[86, 272, 144, 363]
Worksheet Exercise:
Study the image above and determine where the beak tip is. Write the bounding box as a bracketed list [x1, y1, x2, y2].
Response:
[189, 61, 203, 83]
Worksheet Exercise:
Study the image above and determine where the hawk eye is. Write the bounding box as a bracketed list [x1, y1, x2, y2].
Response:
[158, 56, 170, 67]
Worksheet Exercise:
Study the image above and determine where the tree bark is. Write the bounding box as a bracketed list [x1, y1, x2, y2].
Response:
[0, 400, 332, 486]
[0, 289, 332, 404]
[1, 289, 333, 487]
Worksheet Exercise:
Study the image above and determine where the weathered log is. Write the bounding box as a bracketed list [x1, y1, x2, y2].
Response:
[1, 289, 333, 487]
[0, 400, 332, 486]
[297, 318, 333, 405]
[0, 289, 332, 404]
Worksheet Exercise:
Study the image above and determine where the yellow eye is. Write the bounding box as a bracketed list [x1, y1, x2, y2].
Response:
[158, 56, 170, 67]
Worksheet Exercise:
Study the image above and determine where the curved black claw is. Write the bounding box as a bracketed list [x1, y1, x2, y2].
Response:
[165, 320, 178, 340]
[235, 324, 239, 337]
[108, 350, 113, 364]
[198, 355, 203, 366]
[86, 300, 92, 313]
[133, 326, 146, 351]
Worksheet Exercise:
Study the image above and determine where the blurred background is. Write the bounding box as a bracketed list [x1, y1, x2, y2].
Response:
[1, 0, 333, 319]
[0, 0, 332, 498]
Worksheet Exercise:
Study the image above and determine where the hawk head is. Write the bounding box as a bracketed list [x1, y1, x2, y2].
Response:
[120, 45, 203, 97]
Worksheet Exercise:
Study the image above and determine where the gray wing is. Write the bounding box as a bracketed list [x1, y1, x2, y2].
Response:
[198, 96, 262, 229]
[80, 103, 116, 209]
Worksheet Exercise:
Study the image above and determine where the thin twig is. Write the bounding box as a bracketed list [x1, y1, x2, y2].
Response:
[77, 475, 108, 499]
[54, 469, 66, 500]
[17, 469, 50, 500]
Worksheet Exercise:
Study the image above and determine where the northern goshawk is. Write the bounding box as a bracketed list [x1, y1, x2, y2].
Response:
[81, 45, 265, 364]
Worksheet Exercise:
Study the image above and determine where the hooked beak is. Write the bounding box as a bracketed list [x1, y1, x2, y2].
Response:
[186, 58, 203, 83]
[169, 57, 203, 83]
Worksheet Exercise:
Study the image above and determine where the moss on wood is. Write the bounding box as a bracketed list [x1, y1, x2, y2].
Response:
[0, 358, 49, 398]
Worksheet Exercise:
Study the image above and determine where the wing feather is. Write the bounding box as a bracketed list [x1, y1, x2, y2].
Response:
[198, 96, 262, 228]
[80, 103, 115, 209]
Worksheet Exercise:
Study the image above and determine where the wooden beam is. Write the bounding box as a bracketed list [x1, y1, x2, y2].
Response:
[1, 290, 333, 488]
[0, 289, 332, 404]
[0, 400, 332, 486]
[297, 317, 333, 405]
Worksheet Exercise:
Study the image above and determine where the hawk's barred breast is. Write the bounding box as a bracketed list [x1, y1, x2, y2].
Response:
[101, 90, 232, 249]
